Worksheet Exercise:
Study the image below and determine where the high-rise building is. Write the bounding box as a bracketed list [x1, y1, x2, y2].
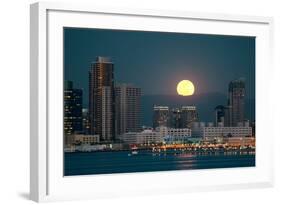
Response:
[181, 106, 198, 128]
[223, 105, 232, 127]
[214, 105, 225, 127]
[153, 106, 170, 128]
[228, 78, 245, 126]
[82, 108, 90, 134]
[89, 56, 115, 142]
[169, 108, 182, 128]
[153, 106, 199, 129]
[64, 81, 83, 135]
[115, 83, 141, 135]
[214, 105, 232, 127]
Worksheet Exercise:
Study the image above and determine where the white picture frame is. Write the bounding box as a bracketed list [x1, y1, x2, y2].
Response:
[30, 2, 274, 202]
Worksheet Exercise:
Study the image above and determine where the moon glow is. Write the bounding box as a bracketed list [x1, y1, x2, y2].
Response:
[177, 80, 195, 96]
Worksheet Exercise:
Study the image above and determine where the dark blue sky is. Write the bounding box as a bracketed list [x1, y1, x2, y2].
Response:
[64, 27, 255, 121]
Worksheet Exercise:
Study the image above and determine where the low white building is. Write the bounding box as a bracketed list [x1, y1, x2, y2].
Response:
[155, 126, 191, 137]
[192, 126, 252, 140]
[167, 128, 191, 137]
[118, 126, 192, 145]
[156, 126, 192, 144]
[76, 144, 106, 152]
[118, 129, 162, 145]
[65, 134, 100, 145]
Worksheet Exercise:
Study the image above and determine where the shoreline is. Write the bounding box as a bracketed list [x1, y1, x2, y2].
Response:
[65, 147, 256, 154]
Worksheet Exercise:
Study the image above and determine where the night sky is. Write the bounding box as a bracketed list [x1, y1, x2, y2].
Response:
[64, 27, 255, 125]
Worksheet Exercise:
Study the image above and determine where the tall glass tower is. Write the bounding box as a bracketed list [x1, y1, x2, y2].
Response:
[228, 78, 245, 126]
[115, 83, 141, 135]
[153, 106, 170, 128]
[181, 106, 198, 128]
[64, 81, 83, 135]
[89, 57, 115, 142]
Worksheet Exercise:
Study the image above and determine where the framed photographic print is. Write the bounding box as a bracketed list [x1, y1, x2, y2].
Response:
[30, 2, 274, 202]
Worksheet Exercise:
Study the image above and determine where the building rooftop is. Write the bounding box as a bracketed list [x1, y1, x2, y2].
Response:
[153, 105, 169, 110]
[95, 56, 112, 63]
[181, 106, 196, 110]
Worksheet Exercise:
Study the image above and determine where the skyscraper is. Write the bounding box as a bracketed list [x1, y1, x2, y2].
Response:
[82, 108, 90, 135]
[115, 83, 141, 135]
[169, 108, 182, 128]
[89, 57, 115, 142]
[223, 105, 232, 127]
[64, 81, 83, 135]
[181, 106, 198, 128]
[214, 105, 230, 127]
[153, 106, 199, 129]
[228, 78, 245, 126]
[153, 106, 170, 128]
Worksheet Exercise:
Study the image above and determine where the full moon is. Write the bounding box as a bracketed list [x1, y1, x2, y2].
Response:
[177, 80, 195, 96]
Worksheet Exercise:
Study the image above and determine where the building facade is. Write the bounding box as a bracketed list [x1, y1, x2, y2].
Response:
[214, 105, 232, 127]
[153, 106, 170, 128]
[118, 130, 162, 145]
[115, 84, 141, 135]
[118, 126, 191, 145]
[169, 108, 183, 128]
[65, 134, 100, 146]
[153, 105, 199, 129]
[181, 106, 198, 128]
[192, 124, 252, 139]
[214, 105, 225, 126]
[89, 56, 115, 142]
[155, 126, 192, 138]
[64, 81, 83, 135]
[228, 78, 245, 126]
[82, 108, 90, 134]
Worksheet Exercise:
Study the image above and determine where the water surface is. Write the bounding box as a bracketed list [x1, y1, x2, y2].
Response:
[64, 150, 255, 176]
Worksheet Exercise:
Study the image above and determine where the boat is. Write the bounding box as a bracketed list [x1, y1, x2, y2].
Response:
[131, 150, 138, 155]
[128, 145, 138, 156]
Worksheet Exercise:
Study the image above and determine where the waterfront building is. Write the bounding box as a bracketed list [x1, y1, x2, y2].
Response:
[89, 56, 115, 141]
[118, 126, 191, 145]
[224, 136, 255, 146]
[157, 126, 192, 144]
[118, 129, 162, 145]
[250, 122, 255, 136]
[228, 78, 245, 126]
[115, 83, 141, 135]
[153, 106, 170, 128]
[155, 126, 192, 138]
[64, 81, 83, 135]
[65, 134, 100, 146]
[191, 122, 252, 139]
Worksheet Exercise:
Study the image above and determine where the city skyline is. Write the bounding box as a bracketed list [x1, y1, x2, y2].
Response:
[65, 76, 253, 127]
[64, 76, 253, 143]
[64, 58, 251, 137]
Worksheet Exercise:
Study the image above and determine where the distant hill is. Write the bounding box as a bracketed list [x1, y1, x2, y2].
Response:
[141, 93, 255, 126]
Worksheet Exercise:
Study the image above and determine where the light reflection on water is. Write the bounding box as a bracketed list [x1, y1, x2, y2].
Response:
[64, 150, 255, 176]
